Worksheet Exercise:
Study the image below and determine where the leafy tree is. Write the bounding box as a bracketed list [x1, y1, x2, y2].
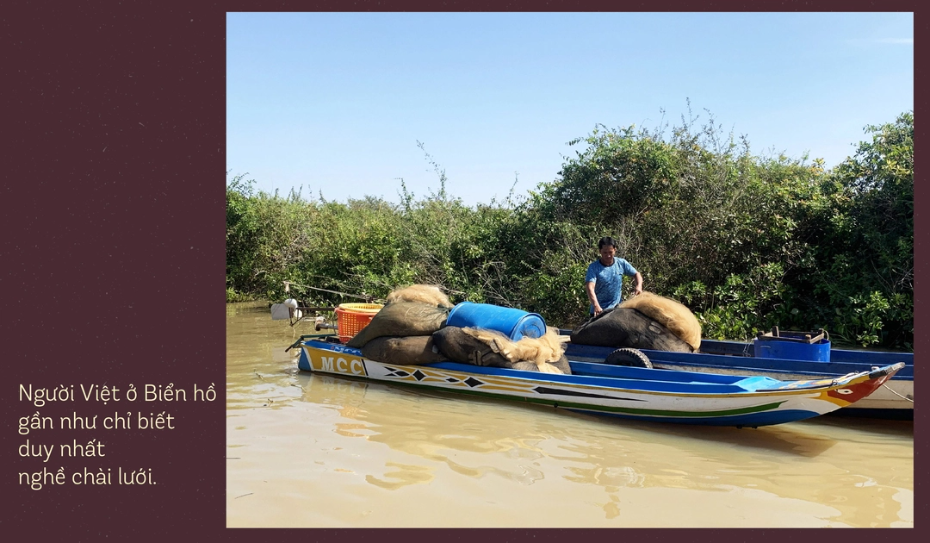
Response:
[806, 112, 913, 347]
[225, 111, 913, 350]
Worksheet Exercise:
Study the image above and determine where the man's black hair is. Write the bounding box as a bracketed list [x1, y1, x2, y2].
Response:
[598, 236, 617, 250]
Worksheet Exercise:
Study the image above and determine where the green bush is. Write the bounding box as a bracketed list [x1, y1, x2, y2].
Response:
[226, 110, 913, 351]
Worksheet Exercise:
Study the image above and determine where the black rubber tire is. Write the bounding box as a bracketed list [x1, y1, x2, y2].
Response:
[605, 347, 653, 368]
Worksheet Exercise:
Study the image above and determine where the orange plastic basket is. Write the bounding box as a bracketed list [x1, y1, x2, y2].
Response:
[335, 303, 384, 343]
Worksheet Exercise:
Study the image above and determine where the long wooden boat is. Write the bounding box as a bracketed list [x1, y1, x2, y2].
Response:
[563, 339, 914, 417]
[294, 337, 905, 428]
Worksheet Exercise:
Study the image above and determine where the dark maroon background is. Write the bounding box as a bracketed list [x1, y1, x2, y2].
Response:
[2, 1, 924, 541]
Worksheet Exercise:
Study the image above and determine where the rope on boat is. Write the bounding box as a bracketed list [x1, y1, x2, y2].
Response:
[284, 281, 384, 303]
[882, 383, 914, 403]
[867, 364, 914, 403]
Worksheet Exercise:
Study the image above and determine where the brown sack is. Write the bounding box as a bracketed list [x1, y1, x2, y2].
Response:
[433, 326, 572, 374]
[431, 326, 513, 367]
[361, 335, 447, 365]
[346, 301, 450, 348]
[619, 291, 702, 351]
[569, 307, 694, 352]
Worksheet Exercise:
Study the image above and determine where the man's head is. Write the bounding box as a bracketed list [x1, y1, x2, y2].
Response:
[597, 236, 618, 250]
[597, 237, 617, 262]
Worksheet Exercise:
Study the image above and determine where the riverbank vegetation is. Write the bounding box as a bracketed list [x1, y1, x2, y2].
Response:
[226, 110, 913, 350]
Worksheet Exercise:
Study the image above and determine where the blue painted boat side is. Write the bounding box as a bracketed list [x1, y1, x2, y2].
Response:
[563, 361, 787, 389]
[830, 348, 914, 365]
[299, 340, 864, 396]
[295, 340, 904, 426]
[699, 338, 913, 365]
[425, 361, 757, 394]
[565, 408, 823, 427]
[701, 339, 914, 366]
[563, 342, 913, 380]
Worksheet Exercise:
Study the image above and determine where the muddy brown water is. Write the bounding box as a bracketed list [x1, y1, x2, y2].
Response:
[225, 302, 913, 528]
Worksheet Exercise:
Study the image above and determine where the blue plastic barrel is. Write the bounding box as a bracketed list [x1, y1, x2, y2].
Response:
[753, 336, 831, 362]
[446, 302, 547, 341]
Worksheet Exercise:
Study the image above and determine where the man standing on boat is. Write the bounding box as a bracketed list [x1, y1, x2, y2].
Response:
[585, 236, 643, 316]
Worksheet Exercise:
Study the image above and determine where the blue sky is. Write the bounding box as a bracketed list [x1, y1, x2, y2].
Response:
[226, 12, 913, 207]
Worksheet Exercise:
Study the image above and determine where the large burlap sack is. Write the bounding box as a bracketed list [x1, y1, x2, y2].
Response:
[346, 301, 449, 349]
[433, 326, 572, 374]
[569, 307, 694, 352]
[360, 335, 447, 365]
[618, 292, 701, 351]
[431, 326, 513, 367]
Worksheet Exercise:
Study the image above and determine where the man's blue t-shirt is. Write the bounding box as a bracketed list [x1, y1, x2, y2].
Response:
[585, 258, 638, 313]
